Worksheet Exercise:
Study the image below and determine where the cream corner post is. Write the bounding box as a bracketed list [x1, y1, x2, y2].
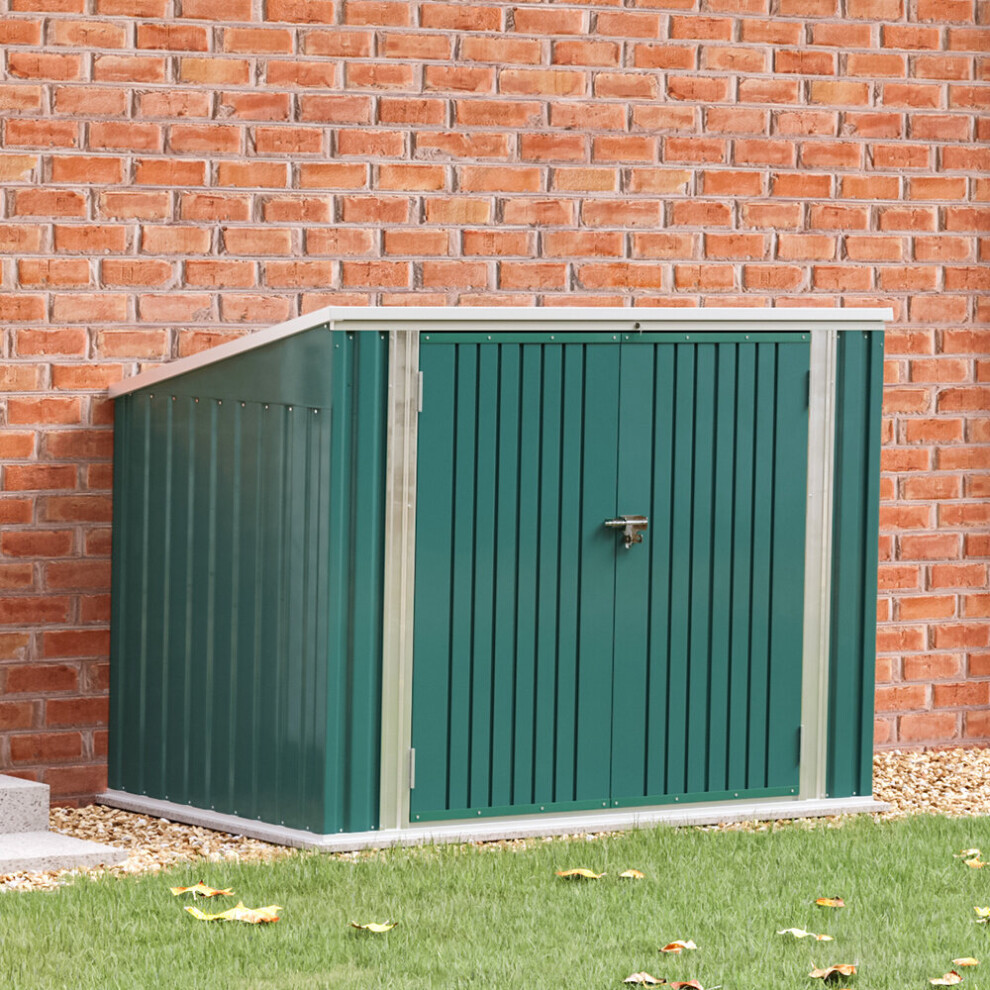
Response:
[379, 327, 421, 833]
[799, 325, 838, 800]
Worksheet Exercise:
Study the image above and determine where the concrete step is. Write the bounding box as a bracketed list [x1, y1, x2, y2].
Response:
[0, 830, 128, 874]
[0, 775, 50, 834]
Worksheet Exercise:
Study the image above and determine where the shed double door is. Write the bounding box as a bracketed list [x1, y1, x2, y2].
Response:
[410, 332, 810, 823]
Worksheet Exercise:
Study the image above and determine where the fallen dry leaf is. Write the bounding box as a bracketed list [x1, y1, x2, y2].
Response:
[965, 858, 986, 869]
[184, 901, 281, 924]
[973, 907, 990, 923]
[170, 882, 233, 898]
[350, 921, 398, 932]
[661, 941, 697, 954]
[953, 959, 979, 967]
[956, 849, 982, 858]
[624, 973, 665, 985]
[556, 868, 605, 879]
[930, 973, 963, 986]
[809, 964, 857, 980]
[668, 982, 708, 989]
[620, 869, 645, 879]
[815, 897, 845, 908]
[778, 928, 833, 941]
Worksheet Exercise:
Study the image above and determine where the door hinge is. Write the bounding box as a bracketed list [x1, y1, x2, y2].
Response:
[417, 371, 423, 413]
[408, 747, 416, 790]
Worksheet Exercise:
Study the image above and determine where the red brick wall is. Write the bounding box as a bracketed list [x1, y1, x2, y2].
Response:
[0, 0, 987, 803]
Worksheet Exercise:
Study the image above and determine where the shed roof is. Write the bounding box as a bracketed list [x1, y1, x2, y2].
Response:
[109, 305, 893, 399]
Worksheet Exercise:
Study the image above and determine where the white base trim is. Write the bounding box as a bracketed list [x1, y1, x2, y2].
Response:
[98, 790, 889, 852]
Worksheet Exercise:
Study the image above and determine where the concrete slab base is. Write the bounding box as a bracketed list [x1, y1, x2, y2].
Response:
[0, 775, 50, 834]
[98, 790, 890, 852]
[0, 830, 127, 874]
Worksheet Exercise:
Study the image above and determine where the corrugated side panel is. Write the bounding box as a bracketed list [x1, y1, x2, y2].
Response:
[827, 329, 884, 799]
[411, 334, 809, 822]
[109, 329, 387, 834]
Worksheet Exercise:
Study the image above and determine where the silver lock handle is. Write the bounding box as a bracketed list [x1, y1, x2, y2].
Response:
[604, 515, 649, 549]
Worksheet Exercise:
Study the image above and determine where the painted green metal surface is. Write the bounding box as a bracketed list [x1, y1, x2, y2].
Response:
[411, 334, 810, 823]
[109, 329, 388, 834]
[827, 330, 884, 799]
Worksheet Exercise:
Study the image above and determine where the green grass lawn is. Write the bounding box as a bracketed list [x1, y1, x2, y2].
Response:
[5, 814, 990, 989]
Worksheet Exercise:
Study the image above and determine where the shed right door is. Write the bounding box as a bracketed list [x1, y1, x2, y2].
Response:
[608, 334, 810, 809]
[409, 331, 810, 823]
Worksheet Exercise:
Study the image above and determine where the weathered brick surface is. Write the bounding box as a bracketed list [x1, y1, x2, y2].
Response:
[0, 0, 986, 801]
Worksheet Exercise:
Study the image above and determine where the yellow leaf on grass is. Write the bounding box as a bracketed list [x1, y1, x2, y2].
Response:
[953, 959, 979, 967]
[556, 868, 605, 879]
[809, 964, 857, 979]
[661, 941, 697, 954]
[184, 901, 281, 924]
[623, 973, 665, 985]
[956, 849, 981, 858]
[668, 981, 707, 989]
[930, 972, 963, 986]
[620, 869, 645, 879]
[778, 928, 834, 941]
[973, 907, 990, 923]
[965, 858, 986, 869]
[350, 921, 398, 933]
[170, 882, 234, 898]
[815, 897, 845, 908]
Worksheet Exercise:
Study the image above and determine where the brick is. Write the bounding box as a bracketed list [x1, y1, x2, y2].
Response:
[93, 54, 166, 83]
[776, 50, 835, 75]
[9, 732, 83, 764]
[703, 170, 764, 196]
[903, 654, 963, 680]
[137, 294, 213, 322]
[501, 199, 573, 226]
[17, 259, 90, 287]
[556, 40, 622, 67]
[379, 31, 449, 59]
[169, 124, 242, 154]
[500, 68, 586, 97]
[298, 163, 368, 188]
[898, 594, 957, 619]
[180, 193, 251, 222]
[876, 685, 927, 711]
[301, 95, 373, 124]
[461, 37, 542, 64]
[8, 52, 81, 81]
[665, 137, 726, 163]
[743, 265, 805, 289]
[520, 133, 587, 162]
[341, 261, 411, 288]
[930, 564, 987, 588]
[6, 120, 78, 148]
[217, 161, 290, 187]
[139, 226, 210, 256]
[454, 99, 540, 127]
[46, 765, 108, 798]
[705, 232, 766, 259]
[703, 45, 768, 73]
[414, 132, 510, 160]
[343, 0, 410, 25]
[420, 3, 502, 31]
[54, 225, 127, 254]
[14, 329, 88, 357]
[89, 121, 163, 152]
[542, 231, 622, 258]
[735, 140, 796, 166]
[596, 11, 662, 38]
[0, 85, 43, 112]
[738, 79, 802, 103]
[421, 260, 489, 289]
[900, 533, 961, 559]
[342, 195, 412, 223]
[0, 155, 39, 183]
[51, 155, 124, 185]
[221, 92, 293, 121]
[0, 18, 43, 45]
[777, 234, 836, 260]
[225, 27, 295, 54]
[801, 141, 863, 168]
[268, 0, 337, 22]
[902, 475, 962, 499]
[940, 503, 990, 527]
[220, 295, 294, 323]
[914, 54, 975, 80]
[378, 163, 447, 190]
[53, 86, 127, 117]
[898, 712, 958, 742]
[135, 158, 208, 187]
[580, 263, 666, 290]
[0, 296, 45, 322]
[0, 596, 71, 624]
[0, 561, 34, 588]
[883, 83, 944, 108]
[52, 294, 128, 323]
[263, 196, 331, 224]
[706, 107, 768, 134]
[0, 702, 37, 731]
[593, 73, 658, 100]
[4, 665, 78, 694]
[876, 624, 927, 652]
[345, 63, 414, 90]
[138, 92, 211, 118]
[45, 699, 109, 727]
[812, 266, 873, 291]
[384, 229, 449, 255]
[137, 23, 209, 50]
[185, 260, 256, 288]
[667, 76, 730, 103]
[963, 595, 990, 618]
[460, 166, 542, 193]
[631, 106, 698, 132]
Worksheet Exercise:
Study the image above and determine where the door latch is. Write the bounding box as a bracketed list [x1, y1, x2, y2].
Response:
[604, 515, 649, 548]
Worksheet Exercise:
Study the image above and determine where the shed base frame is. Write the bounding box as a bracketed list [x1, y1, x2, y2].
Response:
[98, 790, 888, 852]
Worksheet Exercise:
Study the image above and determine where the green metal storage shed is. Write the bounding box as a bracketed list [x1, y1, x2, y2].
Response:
[102, 308, 890, 848]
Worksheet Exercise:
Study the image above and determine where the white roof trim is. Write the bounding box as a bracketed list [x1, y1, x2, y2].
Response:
[109, 305, 893, 398]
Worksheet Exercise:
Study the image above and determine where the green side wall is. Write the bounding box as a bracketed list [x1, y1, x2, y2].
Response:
[827, 329, 885, 799]
[109, 328, 388, 833]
